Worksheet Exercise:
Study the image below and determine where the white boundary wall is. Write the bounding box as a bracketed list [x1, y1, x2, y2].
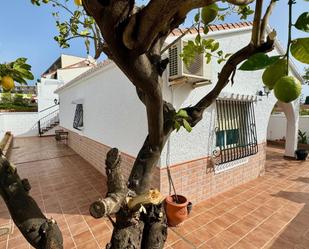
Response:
[267, 114, 309, 142]
[0, 112, 39, 139]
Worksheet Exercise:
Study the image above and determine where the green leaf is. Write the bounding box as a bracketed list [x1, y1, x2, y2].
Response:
[174, 120, 181, 132]
[176, 109, 189, 119]
[195, 34, 201, 45]
[85, 38, 90, 54]
[239, 53, 281, 71]
[295, 12, 309, 32]
[194, 13, 200, 22]
[183, 119, 192, 132]
[203, 25, 209, 34]
[211, 42, 219, 52]
[80, 30, 90, 36]
[14, 68, 34, 80]
[290, 38, 309, 64]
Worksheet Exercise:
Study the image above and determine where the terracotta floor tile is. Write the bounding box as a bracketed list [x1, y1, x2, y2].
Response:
[231, 238, 258, 249]
[5, 135, 309, 249]
[69, 221, 90, 236]
[217, 230, 241, 247]
[264, 237, 294, 249]
[0, 241, 7, 249]
[91, 222, 111, 238]
[204, 235, 231, 249]
[203, 221, 225, 236]
[63, 236, 76, 249]
[184, 232, 204, 247]
[170, 240, 194, 249]
[242, 227, 275, 248]
[166, 229, 181, 246]
[73, 230, 94, 247]
[95, 232, 112, 248]
[77, 239, 99, 249]
[192, 227, 214, 242]
[227, 220, 252, 238]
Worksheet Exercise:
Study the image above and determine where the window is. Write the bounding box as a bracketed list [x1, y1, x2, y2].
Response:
[214, 99, 258, 165]
[73, 104, 83, 130]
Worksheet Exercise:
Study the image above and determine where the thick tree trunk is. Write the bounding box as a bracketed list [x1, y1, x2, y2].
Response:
[90, 146, 168, 249]
[0, 156, 63, 249]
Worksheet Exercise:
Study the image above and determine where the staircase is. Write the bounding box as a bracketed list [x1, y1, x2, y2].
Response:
[38, 104, 60, 136]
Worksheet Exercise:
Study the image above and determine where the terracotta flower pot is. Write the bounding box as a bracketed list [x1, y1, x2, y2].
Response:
[165, 195, 188, 227]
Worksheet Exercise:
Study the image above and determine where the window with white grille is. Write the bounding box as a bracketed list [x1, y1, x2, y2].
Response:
[213, 99, 258, 166]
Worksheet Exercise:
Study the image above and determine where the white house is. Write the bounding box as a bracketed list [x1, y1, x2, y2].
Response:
[0, 55, 96, 139]
[38, 54, 96, 112]
[55, 22, 303, 204]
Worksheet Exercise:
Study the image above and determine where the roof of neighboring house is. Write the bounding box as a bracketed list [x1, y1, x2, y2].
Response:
[42, 58, 96, 78]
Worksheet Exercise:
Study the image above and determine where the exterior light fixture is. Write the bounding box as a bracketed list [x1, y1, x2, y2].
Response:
[257, 85, 271, 96]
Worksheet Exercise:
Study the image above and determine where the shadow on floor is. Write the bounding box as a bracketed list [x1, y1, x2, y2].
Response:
[269, 190, 309, 248]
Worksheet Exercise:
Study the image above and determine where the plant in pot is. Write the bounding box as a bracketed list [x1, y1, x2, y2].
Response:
[164, 111, 192, 226]
[296, 130, 309, 160]
[165, 194, 192, 227]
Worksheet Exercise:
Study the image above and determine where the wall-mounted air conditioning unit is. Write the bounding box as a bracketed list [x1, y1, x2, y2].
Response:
[168, 39, 212, 87]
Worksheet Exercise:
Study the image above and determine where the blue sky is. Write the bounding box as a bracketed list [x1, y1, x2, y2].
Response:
[0, 1, 308, 87]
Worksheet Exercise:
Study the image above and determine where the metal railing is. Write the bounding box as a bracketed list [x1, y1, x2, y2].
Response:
[38, 104, 60, 136]
[213, 99, 258, 165]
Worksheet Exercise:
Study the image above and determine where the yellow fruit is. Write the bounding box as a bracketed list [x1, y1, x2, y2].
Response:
[74, 0, 82, 6]
[262, 59, 287, 90]
[274, 76, 302, 103]
[201, 4, 218, 24]
[1, 76, 15, 91]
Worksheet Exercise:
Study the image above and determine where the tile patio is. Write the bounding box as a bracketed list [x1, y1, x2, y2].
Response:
[1, 137, 309, 248]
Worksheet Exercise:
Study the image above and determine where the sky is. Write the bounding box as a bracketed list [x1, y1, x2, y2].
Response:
[0, 1, 308, 89]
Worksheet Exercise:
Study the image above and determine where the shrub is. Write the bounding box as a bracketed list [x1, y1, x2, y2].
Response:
[0, 93, 12, 104]
[12, 94, 26, 106]
[298, 130, 308, 144]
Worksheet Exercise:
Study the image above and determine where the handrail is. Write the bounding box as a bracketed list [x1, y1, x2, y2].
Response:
[39, 108, 59, 121]
[39, 103, 59, 113]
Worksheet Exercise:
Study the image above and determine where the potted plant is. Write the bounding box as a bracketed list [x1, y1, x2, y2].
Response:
[165, 195, 191, 226]
[296, 130, 309, 160]
[295, 149, 308, 160]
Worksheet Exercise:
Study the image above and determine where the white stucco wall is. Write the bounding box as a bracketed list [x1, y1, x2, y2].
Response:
[268, 114, 309, 142]
[37, 79, 62, 112]
[0, 112, 39, 138]
[160, 29, 279, 166]
[57, 67, 92, 84]
[58, 64, 148, 157]
[57, 26, 301, 166]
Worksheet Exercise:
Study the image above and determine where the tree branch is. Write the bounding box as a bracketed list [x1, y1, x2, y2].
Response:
[185, 35, 275, 126]
[0, 156, 63, 249]
[89, 148, 127, 218]
[251, 0, 263, 46]
[122, 0, 255, 54]
[260, 0, 277, 42]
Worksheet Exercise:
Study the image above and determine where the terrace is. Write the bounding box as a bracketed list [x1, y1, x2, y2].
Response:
[1, 136, 309, 248]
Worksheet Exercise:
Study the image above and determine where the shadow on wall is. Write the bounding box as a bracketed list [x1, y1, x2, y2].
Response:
[18, 122, 40, 137]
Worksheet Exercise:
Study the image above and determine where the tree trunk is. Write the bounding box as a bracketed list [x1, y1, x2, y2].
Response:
[90, 146, 169, 249]
[0, 156, 63, 249]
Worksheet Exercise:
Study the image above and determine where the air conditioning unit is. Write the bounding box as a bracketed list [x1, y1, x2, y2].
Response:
[168, 39, 212, 86]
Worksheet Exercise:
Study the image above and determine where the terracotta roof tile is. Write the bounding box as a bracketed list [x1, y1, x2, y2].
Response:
[169, 21, 252, 37]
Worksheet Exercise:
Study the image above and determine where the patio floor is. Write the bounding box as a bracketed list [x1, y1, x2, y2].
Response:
[1, 137, 309, 248]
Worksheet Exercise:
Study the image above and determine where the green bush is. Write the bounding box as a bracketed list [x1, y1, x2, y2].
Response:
[1, 93, 12, 104]
[13, 94, 26, 106]
[298, 130, 308, 144]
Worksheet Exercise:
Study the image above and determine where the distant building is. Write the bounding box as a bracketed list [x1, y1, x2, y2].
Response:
[0, 85, 36, 95]
[38, 54, 96, 112]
